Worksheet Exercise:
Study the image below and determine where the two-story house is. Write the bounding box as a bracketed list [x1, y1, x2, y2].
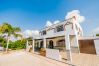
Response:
[27, 16, 99, 62]
[31, 17, 83, 61]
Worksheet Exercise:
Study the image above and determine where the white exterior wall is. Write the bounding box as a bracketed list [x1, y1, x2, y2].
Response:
[47, 29, 54, 35]
[46, 49, 62, 61]
[70, 35, 78, 47]
[94, 39, 99, 55]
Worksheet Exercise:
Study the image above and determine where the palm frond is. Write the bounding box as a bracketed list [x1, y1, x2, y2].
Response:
[13, 27, 21, 32]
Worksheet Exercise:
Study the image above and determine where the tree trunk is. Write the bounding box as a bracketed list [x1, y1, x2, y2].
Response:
[6, 36, 9, 53]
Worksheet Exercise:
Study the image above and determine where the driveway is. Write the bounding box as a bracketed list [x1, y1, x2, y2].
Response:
[0, 51, 69, 66]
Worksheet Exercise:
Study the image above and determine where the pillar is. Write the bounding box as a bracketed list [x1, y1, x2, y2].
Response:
[32, 39, 35, 53]
[38, 40, 40, 48]
[65, 35, 72, 62]
[75, 35, 80, 53]
[26, 40, 29, 51]
[43, 38, 46, 49]
[73, 22, 80, 53]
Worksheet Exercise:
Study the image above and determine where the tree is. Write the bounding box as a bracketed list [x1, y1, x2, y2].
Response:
[96, 34, 99, 36]
[0, 36, 6, 47]
[0, 23, 21, 52]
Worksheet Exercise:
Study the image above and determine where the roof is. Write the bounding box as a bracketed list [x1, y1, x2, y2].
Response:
[39, 17, 75, 31]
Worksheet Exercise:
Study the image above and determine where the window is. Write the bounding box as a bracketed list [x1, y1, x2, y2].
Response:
[54, 39, 65, 51]
[56, 25, 64, 32]
[41, 30, 46, 35]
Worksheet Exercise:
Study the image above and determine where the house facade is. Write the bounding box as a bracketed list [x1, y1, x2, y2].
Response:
[31, 17, 83, 61]
[26, 16, 99, 62]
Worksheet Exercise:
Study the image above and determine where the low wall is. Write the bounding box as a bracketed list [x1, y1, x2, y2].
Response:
[94, 39, 99, 56]
[79, 40, 96, 54]
[46, 49, 62, 61]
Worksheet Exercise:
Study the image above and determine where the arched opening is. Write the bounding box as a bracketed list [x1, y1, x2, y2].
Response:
[35, 42, 39, 51]
[48, 40, 54, 49]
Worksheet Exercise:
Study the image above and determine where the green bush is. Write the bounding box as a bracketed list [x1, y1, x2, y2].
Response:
[0, 37, 6, 48]
[8, 40, 26, 50]
[1, 39, 26, 50]
[2, 43, 6, 48]
[96, 34, 99, 36]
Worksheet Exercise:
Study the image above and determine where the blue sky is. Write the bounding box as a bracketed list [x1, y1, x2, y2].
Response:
[0, 0, 99, 36]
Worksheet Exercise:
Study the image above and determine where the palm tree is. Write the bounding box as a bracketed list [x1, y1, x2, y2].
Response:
[0, 23, 21, 52]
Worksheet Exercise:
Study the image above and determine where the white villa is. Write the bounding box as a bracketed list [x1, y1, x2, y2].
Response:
[26, 16, 99, 62]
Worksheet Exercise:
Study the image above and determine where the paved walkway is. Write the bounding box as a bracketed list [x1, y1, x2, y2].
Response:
[0, 51, 99, 66]
[72, 53, 99, 66]
[0, 51, 69, 66]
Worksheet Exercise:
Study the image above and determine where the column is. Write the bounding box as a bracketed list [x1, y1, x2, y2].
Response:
[65, 35, 72, 62]
[43, 38, 46, 49]
[26, 40, 29, 51]
[32, 39, 35, 53]
[75, 35, 80, 53]
[72, 22, 80, 53]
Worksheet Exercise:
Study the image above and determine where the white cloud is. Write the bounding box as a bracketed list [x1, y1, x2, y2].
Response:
[45, 20, 60, 27]
[53, 20, 60, 24]
[65, 10, 85, 23]
[93, 27, 99, 33]
[23, 30, 39, 38]
[5, 30, 39, 40]
[45, 21, 53, 27]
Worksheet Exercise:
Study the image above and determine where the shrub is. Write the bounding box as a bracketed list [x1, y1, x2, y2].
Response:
[9, 40, 26, 50]
[96, 34, 99, 36]
[2, 40, 27, 50]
